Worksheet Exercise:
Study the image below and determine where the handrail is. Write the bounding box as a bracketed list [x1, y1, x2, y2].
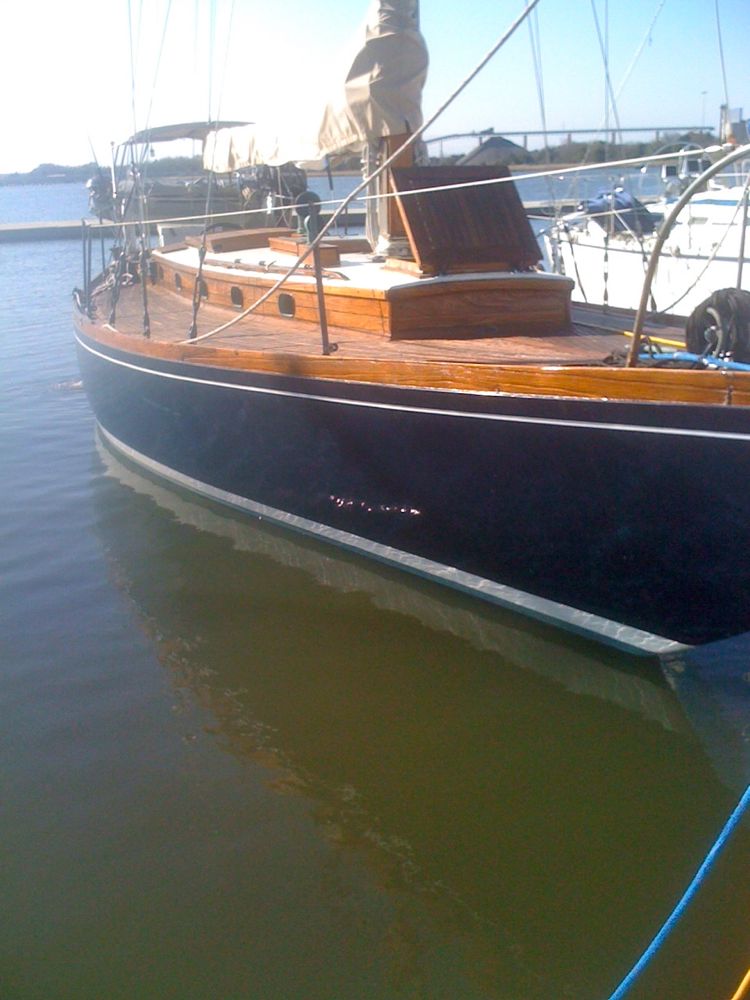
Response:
[627, 142, 750, 366]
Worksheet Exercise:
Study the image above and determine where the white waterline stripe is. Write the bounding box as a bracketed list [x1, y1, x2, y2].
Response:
[76, 333, 750, 442]
[98, 424, 686, 657]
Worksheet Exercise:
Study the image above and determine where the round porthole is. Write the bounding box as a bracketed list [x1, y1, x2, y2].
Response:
[278, 293, 295, 318]
[231, 286, 244, 309]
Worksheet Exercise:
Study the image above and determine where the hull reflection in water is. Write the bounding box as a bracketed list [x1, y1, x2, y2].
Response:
[97, 426, 750, 787]
[95, 429, 682, 730]
[92, 428, 747, 999]
[666, 636, 750, 794]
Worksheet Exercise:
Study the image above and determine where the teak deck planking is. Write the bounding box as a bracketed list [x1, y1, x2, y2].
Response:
[79, 278, 750, 407]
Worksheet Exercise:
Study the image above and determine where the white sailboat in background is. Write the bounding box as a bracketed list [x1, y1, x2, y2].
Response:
[543, 115, 750, 320]
[540, 7, 750, 323]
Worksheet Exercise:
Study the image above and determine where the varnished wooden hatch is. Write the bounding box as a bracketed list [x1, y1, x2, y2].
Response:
[389, 165, 541, 275]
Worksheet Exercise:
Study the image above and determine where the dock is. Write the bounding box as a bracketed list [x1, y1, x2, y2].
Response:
[0, 217, 367, 244]
[0, 201, 570, 244]
[0, 220, 117, 243]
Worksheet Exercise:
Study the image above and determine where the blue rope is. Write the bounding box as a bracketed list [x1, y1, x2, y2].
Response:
[607, 783, 750, 1000]
[639, 351, 750, 371]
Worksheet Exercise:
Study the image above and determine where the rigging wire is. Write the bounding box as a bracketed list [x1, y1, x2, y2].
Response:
[554, 0, 666, 234]
[188, 0, 219, 340]
[649, 174, 750, 316]
[126, 0, 177, 252]
[127, 0, 139, 140]
[193, 0, 200, 116]
[140, 0, 174, 156]
[562, 0, 665, 207]
[123, 0, 152, 338]
[603, 0, 609, 152]
[207, 0, 217, 124]
[555, 181, 750, 320]
[107, 143, 733, 227]
[99, 144, 727, 235]
[589, 0, 622, 142]
[613, 0, 666, 105]
[189, 0, 238, 339]
[527, 11, 547, 145]
[203, 0, 237, 165]
[629, 142, 750, 362]
[215, 0, 236, 126]
[527, 9, 557, 210]
[715, 0, 731, 112]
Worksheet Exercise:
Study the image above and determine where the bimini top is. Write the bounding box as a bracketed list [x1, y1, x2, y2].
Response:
[124, 121, 252, 146]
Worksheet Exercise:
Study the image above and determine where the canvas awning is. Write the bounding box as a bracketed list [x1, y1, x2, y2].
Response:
[125, 121, 251, 146]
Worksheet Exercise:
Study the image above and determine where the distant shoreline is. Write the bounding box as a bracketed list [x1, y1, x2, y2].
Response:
[0, 177, 86, 187]
[0, 168, 95, 187]
[0, 162, 584, 188]
[2, 129, 716, 187]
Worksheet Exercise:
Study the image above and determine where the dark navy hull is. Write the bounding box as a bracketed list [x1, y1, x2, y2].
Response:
[75, 329, 750, 652]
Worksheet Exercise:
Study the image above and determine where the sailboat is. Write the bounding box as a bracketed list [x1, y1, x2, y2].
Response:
[87, 120, 310, 243]
[74, 0, 750, 656]
[543, 116, 750, 320]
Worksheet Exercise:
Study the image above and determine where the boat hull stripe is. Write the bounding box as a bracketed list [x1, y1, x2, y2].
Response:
[97, 424, 686, 657]
[76, 334, 750, 442]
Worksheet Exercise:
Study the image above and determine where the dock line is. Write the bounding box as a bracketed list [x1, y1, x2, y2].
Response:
[605, 783, 750, 999]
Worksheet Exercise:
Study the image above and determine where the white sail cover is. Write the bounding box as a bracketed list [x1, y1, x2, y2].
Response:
[203, 0, 428, 172]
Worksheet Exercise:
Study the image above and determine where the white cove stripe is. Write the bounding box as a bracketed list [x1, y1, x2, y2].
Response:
[98, 423, 687, 656]
[76, 333, 750, 442]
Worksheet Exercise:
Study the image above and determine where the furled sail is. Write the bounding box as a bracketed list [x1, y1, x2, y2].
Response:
[202, 0, 428, 172]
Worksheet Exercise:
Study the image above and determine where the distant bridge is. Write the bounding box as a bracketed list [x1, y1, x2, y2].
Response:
[426, 126, 707, 152]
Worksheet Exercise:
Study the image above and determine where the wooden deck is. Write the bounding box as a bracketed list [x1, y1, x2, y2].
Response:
[80, 279, 750, 409]
[97, 279, 642, 367]
[83, 165, 688, 379]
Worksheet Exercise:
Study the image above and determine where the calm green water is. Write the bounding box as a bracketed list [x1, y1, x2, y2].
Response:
[2, 209, 750, 998]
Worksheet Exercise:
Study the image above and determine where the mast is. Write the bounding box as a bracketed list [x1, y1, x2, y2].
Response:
[362, 0, 428, 256]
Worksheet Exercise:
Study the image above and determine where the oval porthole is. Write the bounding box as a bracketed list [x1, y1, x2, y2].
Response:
[148, 261, 158, 283]
[231, 286, 244, 309]
[278, 293, 295, 318]
[174, 273, 183, 291]
[198, 279, 208, 300]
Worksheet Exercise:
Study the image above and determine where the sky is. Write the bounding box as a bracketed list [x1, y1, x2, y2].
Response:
[1, 0, 748, 174]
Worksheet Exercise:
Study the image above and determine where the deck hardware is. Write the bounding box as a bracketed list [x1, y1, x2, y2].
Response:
[139, 245, 151, 338]
[313, 244, 337, 355]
